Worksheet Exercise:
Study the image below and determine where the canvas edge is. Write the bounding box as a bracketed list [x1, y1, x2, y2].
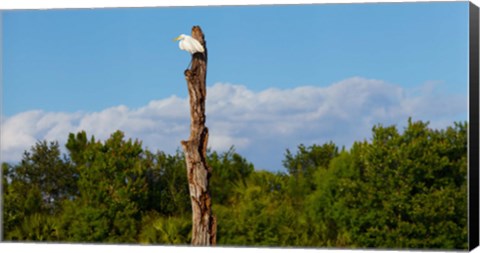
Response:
[469, 1, 480, 251]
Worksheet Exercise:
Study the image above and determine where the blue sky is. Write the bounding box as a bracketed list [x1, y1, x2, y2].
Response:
[1, 2, 470, 171]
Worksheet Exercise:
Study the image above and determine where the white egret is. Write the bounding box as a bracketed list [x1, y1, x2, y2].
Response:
[174, 34, 205, 54]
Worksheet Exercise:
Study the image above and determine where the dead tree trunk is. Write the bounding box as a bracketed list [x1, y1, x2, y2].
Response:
[180, 26, 216, 246]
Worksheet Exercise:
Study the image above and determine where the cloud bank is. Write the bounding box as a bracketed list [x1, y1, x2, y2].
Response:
[1, 77, 467, 171]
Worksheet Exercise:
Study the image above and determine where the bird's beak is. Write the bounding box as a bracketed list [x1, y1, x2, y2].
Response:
[173, 36, 181, 42]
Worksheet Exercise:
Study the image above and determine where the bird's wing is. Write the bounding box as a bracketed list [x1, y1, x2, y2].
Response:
[179, 40, 186, 51]
[192, 39, 205, 53]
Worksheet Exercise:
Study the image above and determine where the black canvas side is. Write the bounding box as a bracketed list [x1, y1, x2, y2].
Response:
[469, 1, 479, 251]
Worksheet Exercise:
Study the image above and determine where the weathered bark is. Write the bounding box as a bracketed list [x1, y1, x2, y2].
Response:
[180, 26, 216, 246]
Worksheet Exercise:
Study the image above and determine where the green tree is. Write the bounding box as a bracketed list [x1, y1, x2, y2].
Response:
[6, 213, 61, 241]
[307, 120, 468, 249]
[283, 142, 339, 194]
[214, 170, 317, 246]
[138, 211, 191, 245]
[283, 142, 339, 177]
[142, 150, 190, 216]
[209, 147, 254, 206]
[59, 131, 148, 242]
[2, 141, 76, 241]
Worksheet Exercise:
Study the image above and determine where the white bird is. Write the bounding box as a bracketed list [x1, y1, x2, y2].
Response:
[174, 34, 205, 55]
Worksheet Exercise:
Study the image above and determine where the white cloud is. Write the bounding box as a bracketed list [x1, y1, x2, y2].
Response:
[0, 77, 467, 171]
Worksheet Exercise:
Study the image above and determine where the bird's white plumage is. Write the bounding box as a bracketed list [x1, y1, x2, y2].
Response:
[174, 34, 204, 54]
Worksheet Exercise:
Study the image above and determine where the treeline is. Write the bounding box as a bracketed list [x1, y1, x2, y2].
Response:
[1, 119, 468, 249]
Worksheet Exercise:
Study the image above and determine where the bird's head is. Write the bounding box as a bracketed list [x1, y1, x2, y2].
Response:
[173, 34, 187, 42]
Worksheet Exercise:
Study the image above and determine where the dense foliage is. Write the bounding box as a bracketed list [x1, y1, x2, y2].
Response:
[2, 119, 468, 249]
